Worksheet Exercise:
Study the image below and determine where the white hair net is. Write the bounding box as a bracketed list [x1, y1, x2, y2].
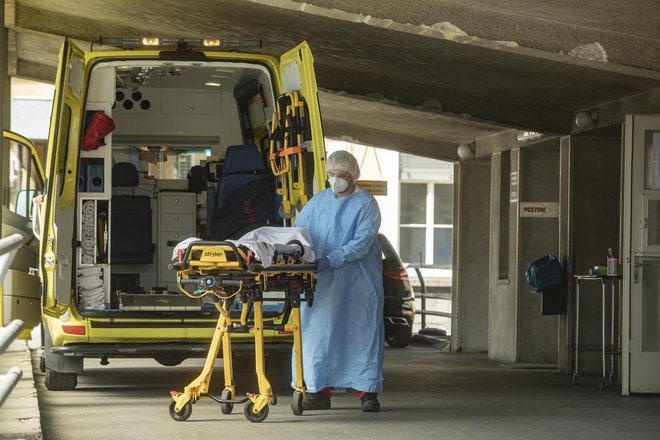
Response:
[326, 150, 361, 180]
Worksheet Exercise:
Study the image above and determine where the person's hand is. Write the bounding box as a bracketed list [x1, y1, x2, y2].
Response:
[316, 257, 330, 273]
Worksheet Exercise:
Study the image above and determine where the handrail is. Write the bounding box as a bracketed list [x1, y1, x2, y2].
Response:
[409, 265, 452, 331]
[0, 367, 23, 407]
[0, 233, 27, 407]
[0, 233, 24, 281]
[0, 320, 25, 355]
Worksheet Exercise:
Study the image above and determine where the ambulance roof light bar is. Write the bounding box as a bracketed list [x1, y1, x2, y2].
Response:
[98, 37, 262, 51]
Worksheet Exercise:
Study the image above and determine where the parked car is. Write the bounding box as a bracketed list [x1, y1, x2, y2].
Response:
[379, 233, 416, 347]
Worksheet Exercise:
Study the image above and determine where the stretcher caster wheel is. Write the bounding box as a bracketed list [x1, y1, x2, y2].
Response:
[220, 389, 234, 415]
[279, 204, 295, 220]
[291, 391, 304, 416]
[169, 401, 192, 421]
[244, 401, 269, 423]
[270, 395, 278, 405]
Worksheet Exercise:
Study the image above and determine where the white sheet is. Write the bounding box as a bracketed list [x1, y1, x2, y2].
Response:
[171, 227, 315, 268]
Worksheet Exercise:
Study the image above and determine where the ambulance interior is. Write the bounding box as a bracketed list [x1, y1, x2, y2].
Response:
[76, 60, 285, 317]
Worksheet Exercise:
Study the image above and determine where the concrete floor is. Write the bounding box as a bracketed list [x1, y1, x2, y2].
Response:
[28, 344, 660, 440]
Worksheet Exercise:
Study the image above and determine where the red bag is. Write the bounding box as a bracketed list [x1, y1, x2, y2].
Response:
[82, 111, 116, 151]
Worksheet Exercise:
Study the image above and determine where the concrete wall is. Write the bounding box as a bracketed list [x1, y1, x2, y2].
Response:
[453, 158, 491, 352]
[517, 141, 560, 363]
[568, 135, 621, 374]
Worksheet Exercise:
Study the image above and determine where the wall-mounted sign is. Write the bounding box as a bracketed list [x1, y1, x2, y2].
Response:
[520, 202, 559, 218]
[510, 171, 518, 203]
[356, 180, 387, 196]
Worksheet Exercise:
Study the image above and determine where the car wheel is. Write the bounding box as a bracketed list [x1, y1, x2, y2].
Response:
[385, 325, 413, 348]
[154, 355, 185, 367]
[45, 368, 77, 391]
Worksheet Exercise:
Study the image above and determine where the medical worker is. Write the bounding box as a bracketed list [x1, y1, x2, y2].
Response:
[292, 150, 384, 413]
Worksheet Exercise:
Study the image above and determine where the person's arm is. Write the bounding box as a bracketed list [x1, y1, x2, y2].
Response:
[326, 197, 381, 269]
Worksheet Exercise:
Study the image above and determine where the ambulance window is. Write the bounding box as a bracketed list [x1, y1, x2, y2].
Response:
[5, 139, 44, 219]
[117, 146, 211, 180]
[146, 149, 211, 179]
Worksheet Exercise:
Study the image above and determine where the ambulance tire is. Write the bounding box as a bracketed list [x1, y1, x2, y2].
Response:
[45, 368, 77, 391]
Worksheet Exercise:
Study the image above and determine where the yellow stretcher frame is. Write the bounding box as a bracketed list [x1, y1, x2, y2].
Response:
[168, 241, 315, 423]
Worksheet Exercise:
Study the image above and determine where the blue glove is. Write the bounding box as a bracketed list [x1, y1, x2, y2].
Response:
[316, 257, 330, 273]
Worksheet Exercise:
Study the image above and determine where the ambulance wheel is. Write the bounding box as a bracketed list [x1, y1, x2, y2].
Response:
[220, 389, 234, 414]
[169, 401, 192, 421]
[291, 391, 304, 416]
[45, 368, 77, 391]
[244, 402, 269, 423]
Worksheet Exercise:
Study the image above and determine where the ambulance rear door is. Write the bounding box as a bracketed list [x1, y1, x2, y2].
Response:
[278, 42, 327, 214]
[41, 38, 87, 317]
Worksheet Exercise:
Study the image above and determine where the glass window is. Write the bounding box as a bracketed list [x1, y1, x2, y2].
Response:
[399, 226, 425, 265]
[400, 183, 426, 224]
[644, 131, 660, 190]
[433, 228, 453, 267]
[6, 139, 43, 218]
[114, 147, 211, 180]
[434, 183, 453, 224]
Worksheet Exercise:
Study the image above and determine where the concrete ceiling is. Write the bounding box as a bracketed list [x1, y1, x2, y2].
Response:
[5, 0, 660, 160]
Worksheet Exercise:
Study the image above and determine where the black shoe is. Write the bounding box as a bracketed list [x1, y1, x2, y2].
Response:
[302, 392, 331, 410]
[360, 393, 380, 412]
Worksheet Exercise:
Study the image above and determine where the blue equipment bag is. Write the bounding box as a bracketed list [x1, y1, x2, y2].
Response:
[525, 254, 563, 292]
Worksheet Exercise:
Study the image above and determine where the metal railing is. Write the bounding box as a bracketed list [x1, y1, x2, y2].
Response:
[410, 266, 452, 331]
[0, 233, 26, 407]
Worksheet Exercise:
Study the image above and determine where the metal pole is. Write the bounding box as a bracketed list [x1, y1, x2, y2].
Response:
[0, 367, 24, 407]
[0, 319, 25, 354]
[0, 233, 24, 281]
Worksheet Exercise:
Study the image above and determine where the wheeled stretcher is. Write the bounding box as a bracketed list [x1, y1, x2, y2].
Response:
[167, 237, 315, 423]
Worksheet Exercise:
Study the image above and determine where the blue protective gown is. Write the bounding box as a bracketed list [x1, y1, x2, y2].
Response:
[291, 188, 384, 393]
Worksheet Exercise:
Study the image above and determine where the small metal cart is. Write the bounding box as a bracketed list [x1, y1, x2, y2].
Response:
[572, 274, 622, 390]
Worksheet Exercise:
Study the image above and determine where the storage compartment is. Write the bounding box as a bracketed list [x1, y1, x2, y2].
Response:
[78, 199, 109, 265]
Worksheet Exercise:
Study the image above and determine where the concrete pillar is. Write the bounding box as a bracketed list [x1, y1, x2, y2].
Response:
[489, 141, 563, 364]
[489, 150, 518, 362]
[452, 158, 491, 352]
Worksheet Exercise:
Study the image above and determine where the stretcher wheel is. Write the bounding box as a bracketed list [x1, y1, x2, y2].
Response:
[244, 401, 269, 423]
[291, 391, 304, 416]
[279, 204, 295, 220]
[220, 389, 234, 414]
[169, 401, 192, 421]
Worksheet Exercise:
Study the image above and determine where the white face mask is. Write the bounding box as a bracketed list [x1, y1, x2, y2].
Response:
[328, 176, 350, 194]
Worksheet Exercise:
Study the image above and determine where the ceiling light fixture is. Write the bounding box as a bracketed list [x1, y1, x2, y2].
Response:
[574, 110, 598, 129]
[457, 143, 475, 160]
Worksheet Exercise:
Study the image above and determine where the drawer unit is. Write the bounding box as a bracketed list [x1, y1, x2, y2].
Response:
[160, 194, 195, 214]
[157, 192, 196, 290]
[160, 213, 194, 232]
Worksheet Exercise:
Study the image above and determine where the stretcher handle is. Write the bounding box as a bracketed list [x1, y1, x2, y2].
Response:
[179, 278, 199, 285]
[180, 240, 247, 270]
